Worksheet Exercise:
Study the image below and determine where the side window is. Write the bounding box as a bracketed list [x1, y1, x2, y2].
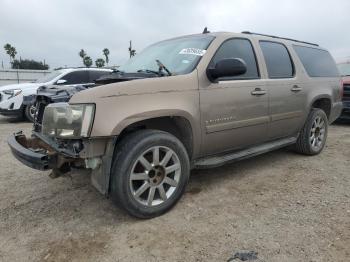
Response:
[89, 70, 110, 82]
[293, 45, 339, 77]
[260, 41, 294, 78]
[60, 71, 90, 85]
[210, 38, 259, 80]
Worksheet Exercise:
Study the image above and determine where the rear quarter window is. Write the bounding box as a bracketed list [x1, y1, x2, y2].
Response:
[293, 45, 339, 77]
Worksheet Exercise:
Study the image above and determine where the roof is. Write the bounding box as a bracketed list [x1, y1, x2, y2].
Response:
[175, 31, 320, 48]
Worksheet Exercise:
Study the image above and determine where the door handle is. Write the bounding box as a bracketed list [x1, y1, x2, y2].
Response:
[291, 85, 302, 92]
[251, 88, 267, 96]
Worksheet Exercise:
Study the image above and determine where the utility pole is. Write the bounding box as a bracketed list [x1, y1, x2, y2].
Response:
[128, 41, 136, 58]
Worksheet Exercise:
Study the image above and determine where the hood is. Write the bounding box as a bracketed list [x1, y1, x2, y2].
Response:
[95, 71, 158, 85]
[342, 76, 350, 84]
[0, 82, 41, 91]
[70, 71, 197, 104]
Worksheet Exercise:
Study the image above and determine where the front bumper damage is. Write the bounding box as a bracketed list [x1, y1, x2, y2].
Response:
[8, 131, 117, 195]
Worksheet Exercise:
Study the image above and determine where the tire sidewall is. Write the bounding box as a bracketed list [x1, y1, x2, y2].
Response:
[305, 109, 328, 154]
[24, 104, 35, 122]
[111, 131, 190, 218]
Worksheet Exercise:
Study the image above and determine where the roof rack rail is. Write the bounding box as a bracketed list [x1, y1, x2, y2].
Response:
[241, 31, 319, 46]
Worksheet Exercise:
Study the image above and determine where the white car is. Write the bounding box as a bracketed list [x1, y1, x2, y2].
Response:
[0, 68, 112, 121]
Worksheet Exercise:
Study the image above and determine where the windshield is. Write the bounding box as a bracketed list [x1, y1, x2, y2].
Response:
[119, 35, 215, 75]
[35, 70, 63, 83]
[337, 63, 350, 76]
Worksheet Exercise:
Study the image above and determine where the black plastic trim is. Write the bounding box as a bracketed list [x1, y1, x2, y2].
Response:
[7, 133, 50, 171]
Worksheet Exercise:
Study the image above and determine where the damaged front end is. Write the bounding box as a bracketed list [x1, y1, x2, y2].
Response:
[8, 102, 117, 195]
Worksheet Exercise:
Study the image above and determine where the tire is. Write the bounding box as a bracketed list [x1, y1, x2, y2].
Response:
[24, 104, 36, 122]
[110, 130, 190, 218]
[294, 108, 328, 155]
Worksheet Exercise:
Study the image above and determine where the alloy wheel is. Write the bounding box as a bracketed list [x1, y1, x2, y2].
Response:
[309, 116, 326, 151]
[129, 146, 181, 207]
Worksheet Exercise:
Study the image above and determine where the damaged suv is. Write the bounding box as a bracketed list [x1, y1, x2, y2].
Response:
[8, 31, 343, 218]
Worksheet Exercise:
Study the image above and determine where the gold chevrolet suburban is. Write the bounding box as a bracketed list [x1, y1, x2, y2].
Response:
[8, 31, 343, 218]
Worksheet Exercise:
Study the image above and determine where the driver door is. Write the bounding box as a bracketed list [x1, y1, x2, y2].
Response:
[199, 38, 269, 155]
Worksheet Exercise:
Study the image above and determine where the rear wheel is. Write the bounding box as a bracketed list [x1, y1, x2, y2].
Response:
[110, 130, 190, 218]
[24, 104, 36, 122]
[294, 108, 328, 155]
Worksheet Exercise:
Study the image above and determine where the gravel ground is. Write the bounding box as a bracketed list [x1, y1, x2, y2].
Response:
[0, 116, 349, 262]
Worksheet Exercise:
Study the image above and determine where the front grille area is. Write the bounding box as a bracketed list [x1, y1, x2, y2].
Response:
[344, 84, 350, 101]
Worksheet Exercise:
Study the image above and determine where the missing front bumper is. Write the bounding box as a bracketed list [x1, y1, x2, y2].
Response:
[8, 131, 117, 195]
[7, 132, 53, 170]
[7, 131, 81, 172]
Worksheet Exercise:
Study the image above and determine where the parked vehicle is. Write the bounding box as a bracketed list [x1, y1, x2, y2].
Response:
[0, 68, 112, 121]
[8, 31, 343, 218]
[337, 62, 350, 120]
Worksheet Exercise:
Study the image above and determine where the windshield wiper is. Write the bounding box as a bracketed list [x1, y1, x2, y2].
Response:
[137, 69, 160, 75]
[136, 60, 172, 77]
[156, 60, 172, 76]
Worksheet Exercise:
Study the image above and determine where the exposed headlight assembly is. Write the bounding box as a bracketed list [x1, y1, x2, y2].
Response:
[3, 89, 22, 98]
[42, 103, 95, 139]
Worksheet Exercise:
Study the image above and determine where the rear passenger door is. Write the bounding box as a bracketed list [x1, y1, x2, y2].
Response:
[259, 41, 305, 139]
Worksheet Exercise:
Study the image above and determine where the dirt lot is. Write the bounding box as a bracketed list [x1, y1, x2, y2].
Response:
[0, 116, 349, 262]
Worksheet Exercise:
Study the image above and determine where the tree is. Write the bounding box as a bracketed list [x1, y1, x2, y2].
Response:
[83, 56, 92, 67]
[103, 48, 110, 65]
[12, 59, 49, 70]
[95, 58, 105, 68]
[4, 43, 17, 65]
[79, 49, 86, 65]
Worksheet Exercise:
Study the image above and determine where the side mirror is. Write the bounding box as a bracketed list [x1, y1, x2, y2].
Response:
[56, 79, 67, 85]
[207, 58, 247, 81]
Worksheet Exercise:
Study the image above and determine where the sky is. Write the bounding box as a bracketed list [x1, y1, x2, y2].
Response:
[1, 0, 350, 69]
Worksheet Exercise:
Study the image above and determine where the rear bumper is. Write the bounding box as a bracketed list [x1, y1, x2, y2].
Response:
[330, 101, 343, 123]
[7, 132, 51, 170]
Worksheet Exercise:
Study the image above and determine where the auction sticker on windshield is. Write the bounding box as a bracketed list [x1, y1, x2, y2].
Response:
[179, 48, 206, 56]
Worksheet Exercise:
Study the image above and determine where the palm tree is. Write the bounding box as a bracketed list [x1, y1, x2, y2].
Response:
[10, 47, 17, 61]
[4, 44, 17, 65]
[79, 49, 86, 65]
[103, 48, 110, 65]
[95, 58, 105, 68]
[83, 56, 92, 67]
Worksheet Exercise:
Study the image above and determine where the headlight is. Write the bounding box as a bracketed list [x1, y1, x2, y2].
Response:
[3, 89, 22, 98]
[42, 103, 95, 139]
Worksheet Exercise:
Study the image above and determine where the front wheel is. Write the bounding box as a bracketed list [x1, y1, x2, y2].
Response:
[294, 108, 328, 155]
[110, 130, 190, 218]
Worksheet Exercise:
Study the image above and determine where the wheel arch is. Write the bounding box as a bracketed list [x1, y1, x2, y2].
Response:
[310, 95, 332, 120]
[113, 111, 197, 160]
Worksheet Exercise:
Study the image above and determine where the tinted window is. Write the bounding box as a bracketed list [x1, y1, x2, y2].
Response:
[294, 45, 339, 77]
[89, 70, 110, 82]
[60, 71, 89, 85]
[211, 38, 259, 79]
[260, 41, 294, 78]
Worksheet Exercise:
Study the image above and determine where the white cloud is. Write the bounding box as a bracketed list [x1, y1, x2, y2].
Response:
[0, 0, 349, 68]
